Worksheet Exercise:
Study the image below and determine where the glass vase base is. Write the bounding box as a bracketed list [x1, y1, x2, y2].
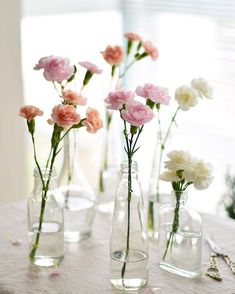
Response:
[31, 256, 63, 267]
[110, 278, 147, 291]
[159, 262, 201, 278]
[64, 231, 91, 243]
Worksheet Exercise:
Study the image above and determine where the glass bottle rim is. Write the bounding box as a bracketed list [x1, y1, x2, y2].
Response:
[33, 167, 56, 178]
[120, 160, 138, 171]
[170, 189, 188, 198]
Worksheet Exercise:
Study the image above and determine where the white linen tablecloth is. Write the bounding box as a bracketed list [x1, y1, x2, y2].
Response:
[0, 202, 235, 294]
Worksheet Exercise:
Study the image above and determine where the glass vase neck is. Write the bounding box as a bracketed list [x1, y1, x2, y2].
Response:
[33, 166, 57, 191]
[170, 190, 188, 206]
[120, 160, 138, 173]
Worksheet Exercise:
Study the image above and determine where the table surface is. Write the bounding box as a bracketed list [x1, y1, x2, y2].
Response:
[0, 202, 235, 294]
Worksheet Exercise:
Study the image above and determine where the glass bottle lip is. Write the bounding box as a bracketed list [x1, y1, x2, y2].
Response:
[171, 190, 188, 196]
[120, 160, 138, 171]
[33, 167, 56, 178]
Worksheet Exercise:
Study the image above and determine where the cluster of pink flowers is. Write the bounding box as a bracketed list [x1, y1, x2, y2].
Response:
[105, 83, 170, 127]
[102, 32, 158, 68]
[105, 82, 170, 128]
[20, 55, 103, 134]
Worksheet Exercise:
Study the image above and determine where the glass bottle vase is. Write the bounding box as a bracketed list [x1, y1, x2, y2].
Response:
[147, 131, 171, 241]
[27, 167, 64, 267]
[97, 111, 121, 210]
[58, 129, 96, 242]
[110, 161, 148, 291]
[158, 190, 202, 278]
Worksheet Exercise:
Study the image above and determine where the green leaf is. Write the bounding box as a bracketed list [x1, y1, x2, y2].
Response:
[127, 40, 133, 55]
[137, 41, 142, 51]
[111, 65, 116, 77]
[146, 99, 155, 109]
[130, 125, 138, 134]
[27, 119, 35, 135]
[135, 52, 148, 61]
[83, 70, 93, 86]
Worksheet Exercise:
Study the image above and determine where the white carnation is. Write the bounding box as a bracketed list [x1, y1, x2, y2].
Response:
[165, 150, 194, 172]
[160, 171, 180, 182]
[175, 85, 198, 111]
[187, 160, 214, 190]
[191, 77, 213, 99]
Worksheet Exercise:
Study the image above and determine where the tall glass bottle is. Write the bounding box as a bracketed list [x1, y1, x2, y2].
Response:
[158, 190, 202, 278]
[98, 112, 120, 209]
[110, 161, 148, 290]
[58, 129, 96, 242]
[147, 131, 171, 240]
[27, 167, 64, 267]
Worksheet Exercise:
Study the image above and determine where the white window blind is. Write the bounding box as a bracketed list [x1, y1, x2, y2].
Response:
[124, 0, 235, 22]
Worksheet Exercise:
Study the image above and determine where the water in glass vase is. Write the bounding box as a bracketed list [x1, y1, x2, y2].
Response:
[62, 187, 95, 242]
[28, 221, 64, 267]
[110, 250, 148, 290]
[159, 225, 202, 278]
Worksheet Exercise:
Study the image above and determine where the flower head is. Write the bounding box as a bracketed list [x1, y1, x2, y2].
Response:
[124, 32, 142, 42]
[187, 160, 214, 190]
[79, 61, 102, 74]
[142, 41, 159, 60]
[175, 85, 198, 111]
[159, 171, 181, 182]
[19, 105, 43, 121]
[136, 83, 170, 105]
[34, 55, 74, 82]
[191, 77, 213, 99]
[164, 150, 194, 172]
[105, 90, 135, 110]
[161, 149, 214, 191]
[51, 104, 81, 127]
[121, 102, 154, 127]
[102, 45, 125, 65]
[82, 108, 103, 133]
[62, 90, 87, 106]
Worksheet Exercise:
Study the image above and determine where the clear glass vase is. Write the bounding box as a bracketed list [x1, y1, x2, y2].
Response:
[110, 161, 148, 291]
[158, 190, 202, 278]
[97, 111, 120, 210]
[147, 131, 171, 241]
[27, 167, 64, 267]
[58, 129, 96, 243]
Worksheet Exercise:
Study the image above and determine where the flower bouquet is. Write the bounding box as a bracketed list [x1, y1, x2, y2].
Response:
[158, 150, 214, 277]
[147, 78, 213, 240]
[19, 56, 103, 265]
[106, 88, 155, 290]
[98, 32, 158, 204]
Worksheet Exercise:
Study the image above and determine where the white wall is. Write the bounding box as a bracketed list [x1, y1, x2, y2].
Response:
[0, 0, 27, 204]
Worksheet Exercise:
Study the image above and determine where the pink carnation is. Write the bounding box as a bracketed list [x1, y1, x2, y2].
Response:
[136, 83, 170, 105]
[105, 90, 135, 110]
[102, 45, 125, 65]
[51, 105, 81, 127]
[143, 41, 159, 60]
[79, 61, 102, 74]
[62, 90, 87, 105]
[34, 55, 74, 82]
[124, 32, 142, 41]
[122, 102, 154, 127]
[82, 108, 103, 133]
[19, 105, 43, 121]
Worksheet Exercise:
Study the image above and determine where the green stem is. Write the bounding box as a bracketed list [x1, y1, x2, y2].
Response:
[154, 107, 180, 201]
[119, 59, 137, 79]
[162, 191, 181, 260]
[121, 127, 134, 287]
[99, 111, 112, 193]
[29, 128, 62, 262]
